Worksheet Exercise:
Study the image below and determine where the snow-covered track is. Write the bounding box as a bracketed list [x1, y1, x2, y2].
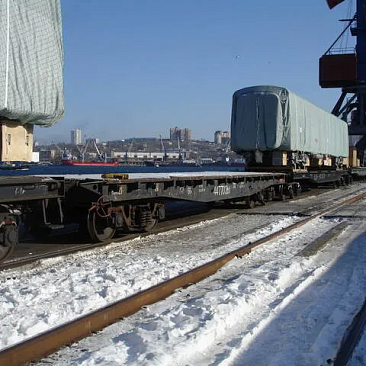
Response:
[0, 203, 227, 271]
[1, 190, 366, 365]
[0, 240, 115, 271]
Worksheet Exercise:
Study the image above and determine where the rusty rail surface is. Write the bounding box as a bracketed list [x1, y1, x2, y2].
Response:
[0, 235, 139, 271]
[1, 191, 366, 366]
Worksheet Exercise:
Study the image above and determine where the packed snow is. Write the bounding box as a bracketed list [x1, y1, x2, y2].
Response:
[349, 327, 366, 365]
[0, 185, 366, 365]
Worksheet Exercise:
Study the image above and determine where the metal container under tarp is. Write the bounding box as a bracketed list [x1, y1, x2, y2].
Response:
[0, 0, 64, 126]
[231, 85, 349, 158]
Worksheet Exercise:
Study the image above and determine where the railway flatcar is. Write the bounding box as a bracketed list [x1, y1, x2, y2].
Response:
[0, 172, 297, 264]
[231, 85, 349, 170]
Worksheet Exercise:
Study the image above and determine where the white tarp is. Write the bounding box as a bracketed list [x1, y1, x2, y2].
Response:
[0, 0, 64, 126]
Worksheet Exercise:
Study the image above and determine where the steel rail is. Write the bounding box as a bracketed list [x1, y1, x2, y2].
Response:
[0, 187, 359, 271]
[0, 233, 142, 271]
[1, 191, 366, 366]
[0, 241, 119, 271]
[0, 205, 224, 271]
[334, 299, 366, 366]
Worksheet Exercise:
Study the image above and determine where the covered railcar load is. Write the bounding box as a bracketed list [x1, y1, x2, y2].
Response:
[231, 85, 349, 170]
[0, 0, 64, 162]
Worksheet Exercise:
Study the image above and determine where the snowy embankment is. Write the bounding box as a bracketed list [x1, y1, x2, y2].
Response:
[39, 213, 366, 365]
[41, 201, 366, 366]
[348, 327, 366, 365]
[0, 214, 301, 349]
[0, 184, 365, 365]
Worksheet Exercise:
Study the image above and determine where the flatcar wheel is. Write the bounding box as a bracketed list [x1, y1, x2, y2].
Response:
[0, 224, 18, 263]
[246, 196, 255, 209]
[87, 210, 116, 242]
[257, 191, 266, 206]
[144, 216, 157, 231]
[288, 186, 294, 199]
[138, 204, 158, 232]
[264, 189, 273, 201]
[278, 186, 286, 201]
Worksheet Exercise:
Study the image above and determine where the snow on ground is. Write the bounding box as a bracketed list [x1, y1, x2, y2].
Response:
[0, 213, 302, 349]
[348, 327, 366, 365]
[1, 185, 366, 365]
[38, 201, 366, 366]
[250, 183, 366, 215]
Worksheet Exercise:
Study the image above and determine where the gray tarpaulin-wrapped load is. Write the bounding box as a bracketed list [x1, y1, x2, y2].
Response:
[0, 0, 64, 126]
[231, 85, 348, 158]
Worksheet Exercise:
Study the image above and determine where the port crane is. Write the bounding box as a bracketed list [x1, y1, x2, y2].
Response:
[74, 144, 85, 161]
[321, 0, 366, 161]
[159, 135, 168, 161]
[81, 138, 108, 162]
[224, 138, 232, 153]
[125, 138, 134, 159]
[177, 136, 183, 160]
[321, 0, 366, 131]
[52, 141, 71, 160]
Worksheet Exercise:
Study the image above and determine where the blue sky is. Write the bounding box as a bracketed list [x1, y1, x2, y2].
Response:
[35, 0, 356, 144]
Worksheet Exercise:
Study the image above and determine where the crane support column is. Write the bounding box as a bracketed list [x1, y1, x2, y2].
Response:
[357, 0, 366, 83]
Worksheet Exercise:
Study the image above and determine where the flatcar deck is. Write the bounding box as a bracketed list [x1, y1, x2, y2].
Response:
[63, 171, 288, 204]
[0, 176, 64, 203]
[0, 169, 345, 264]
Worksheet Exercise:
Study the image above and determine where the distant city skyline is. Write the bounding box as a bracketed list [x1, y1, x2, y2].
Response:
[37, 126, 218, 145]
[70, 129, 82, 145]
[34, 1, 355, 144]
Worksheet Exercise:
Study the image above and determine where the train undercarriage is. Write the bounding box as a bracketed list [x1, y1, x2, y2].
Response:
[0, 169, 362, 264]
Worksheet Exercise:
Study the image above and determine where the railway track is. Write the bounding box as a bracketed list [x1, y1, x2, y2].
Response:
[1, 189, 366, 365]
[0, 186, 361, 271]
[0, 203, 227, 271]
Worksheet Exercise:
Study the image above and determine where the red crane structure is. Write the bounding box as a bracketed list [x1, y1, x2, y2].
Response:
[320, 0, 366, 159]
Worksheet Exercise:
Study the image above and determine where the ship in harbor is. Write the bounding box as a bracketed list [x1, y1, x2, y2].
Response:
[60, 137, 119, 166]
[152, 159, 201, 168]
[229, 158, 247, 168]
[61, 159, 119, 167]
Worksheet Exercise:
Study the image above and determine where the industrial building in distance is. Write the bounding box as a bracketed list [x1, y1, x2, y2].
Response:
[170, 127, 192, 142]
[214, 130, 230, 145]
[34, 126, 241, 166]
[71, 129, 82, 145]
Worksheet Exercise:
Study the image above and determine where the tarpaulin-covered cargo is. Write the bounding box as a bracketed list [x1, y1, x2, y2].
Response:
[231, 85, 348, 158]
[0, 0, 64, 126]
